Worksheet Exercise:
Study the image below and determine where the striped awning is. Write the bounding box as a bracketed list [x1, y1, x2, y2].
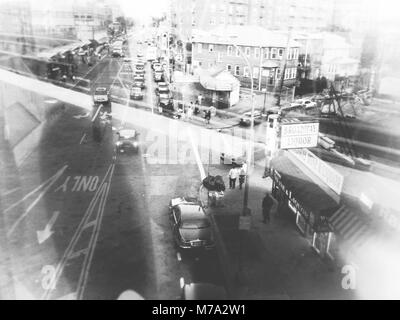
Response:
[328, 205, 373, 249]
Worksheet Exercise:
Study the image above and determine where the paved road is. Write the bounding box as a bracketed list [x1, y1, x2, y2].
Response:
[0, 35, 225, 300]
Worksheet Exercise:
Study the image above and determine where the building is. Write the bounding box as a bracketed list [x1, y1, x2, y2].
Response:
[192, 25, 300, 91]
[295, 32, 359, 83]
[248, 0, 334, 32]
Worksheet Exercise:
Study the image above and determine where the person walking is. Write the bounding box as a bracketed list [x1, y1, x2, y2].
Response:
[194, 100, 200, 115]
[204, 109, 211, 126]
[198, 93, 203, 106]
[187, 103, 193, 120]
[262, 193, 274, 224]
[228, 166, 239, 189]
[238, 165, 246, 190]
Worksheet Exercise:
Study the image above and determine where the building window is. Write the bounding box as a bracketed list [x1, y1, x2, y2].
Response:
[284, 68, 289, 80]
[244, 66, 250, 77]
[271, 48, 277, 59]
[209, 44, 214, 52]
[210, 18, 216, 25]
[276, 68, 281, 79]
[220, 17, 225, 24]
[245, 47, 251, 57]
[253, 67, 259, 78]
[236, 47, 241, 57]
[294, 48, 299, 60]
[227, 64, 232, 72]
[227, 45, 233, 56]
[254, 47, 260, 59]
[278, 48, 284, 59]
[264, 48, 270, 59]
[217, 52, 222, 62]
[235, 65, 240, 76]
[197, 43, 203, 54]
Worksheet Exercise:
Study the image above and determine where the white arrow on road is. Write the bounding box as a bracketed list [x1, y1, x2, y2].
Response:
[73, 112, 90, 119]
[37, 211, 60, 244]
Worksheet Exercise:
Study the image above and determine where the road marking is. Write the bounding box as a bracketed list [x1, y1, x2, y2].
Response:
[79, 133, 87, 144]
[68, 248, 89, 260]
[41, 163, 115, 300]
[177, 252, 182, 261]
[37, 210, 60, 244]
[6, 165, 68, 237]
[1, 187, 20, 197]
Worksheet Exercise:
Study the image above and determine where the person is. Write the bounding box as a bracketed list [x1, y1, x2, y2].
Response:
[187, 103, 193, 120]
[228, 166, 239, 189]
[198, 94, 203, 106]
[194, 100, 200, 115]
[262, 193, 274, 224]
[238, 165, 246, 190]
[204, 109, 211, 126]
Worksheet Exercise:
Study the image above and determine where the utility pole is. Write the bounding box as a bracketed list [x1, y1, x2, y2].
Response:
[276, 27, 293, 107]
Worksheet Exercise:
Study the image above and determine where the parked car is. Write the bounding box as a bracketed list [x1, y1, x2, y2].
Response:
[135, 62, 145, 71]
[159, 93, 173, 110]
[133, 76, 145, 89]
[239, 111, 263, 126]
[154, 71, 164, 82]
[291, 98, 317, 109]
[130, 86, 143, 100]
[181, 282, 227, 300]
[115, 129, 140, 154]
[93, 87, 110, 104]
[156, 82, 169, 95]
[169, 198, 215, 250]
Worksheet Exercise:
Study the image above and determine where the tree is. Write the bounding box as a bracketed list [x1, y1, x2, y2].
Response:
[360, 32, 378, 70]
[115, 16, 127, 33]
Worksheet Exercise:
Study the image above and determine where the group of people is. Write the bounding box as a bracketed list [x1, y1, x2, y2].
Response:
[228, 163, 247, 190]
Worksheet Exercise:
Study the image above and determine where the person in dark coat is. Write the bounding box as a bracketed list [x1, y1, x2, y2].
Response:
[262, 193, 274, 224]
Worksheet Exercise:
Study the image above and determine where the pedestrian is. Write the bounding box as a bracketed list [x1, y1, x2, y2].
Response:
[194, 100, 200, 115]
[238, 165, 246, 190]
[262, 193, 274, 224]
[187, 103, 193, 120]
[228, 166, 239, 189]
[204, 108, 211, 126]
[198, 93, 203, 106]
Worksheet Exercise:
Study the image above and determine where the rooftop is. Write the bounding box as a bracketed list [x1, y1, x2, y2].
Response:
[192, 26, 300, 48]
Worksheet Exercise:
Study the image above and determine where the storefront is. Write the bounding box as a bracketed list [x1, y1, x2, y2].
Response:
[270, 155, 340, 258]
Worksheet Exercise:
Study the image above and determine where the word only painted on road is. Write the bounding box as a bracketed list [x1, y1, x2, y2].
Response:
[54, 176, 99, 193]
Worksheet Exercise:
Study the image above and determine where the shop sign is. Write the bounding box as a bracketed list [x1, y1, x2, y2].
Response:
[280, 122, 319, 149]
[289, 148, 343, 195]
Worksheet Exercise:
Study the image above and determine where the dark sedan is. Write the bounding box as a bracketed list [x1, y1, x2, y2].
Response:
[169, 199, 215, 250]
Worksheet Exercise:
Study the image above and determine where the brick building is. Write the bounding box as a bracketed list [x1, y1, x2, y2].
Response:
[191, 25, 300, 91]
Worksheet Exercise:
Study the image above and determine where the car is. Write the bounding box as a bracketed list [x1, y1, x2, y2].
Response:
[291, 98, 317, 109]
[93, 87, 110, 104]
[239, 111, 263, 126]
[154, 71, 164, 82]
[130, 86, 143, 100]
[111, 49, 124, 58]
[135, 69, 145, 78]
[159, 93, 173, 110]
[133, 76, 145, 89]
[156, 82, 169, 95]
[135, 63, 145, 71]
[169, 198, 215, 250]
[137, 53, 144, 59]
[153, 63, 162, 72]
[181, 282, 227, 300]
[115, 129, 140, 154]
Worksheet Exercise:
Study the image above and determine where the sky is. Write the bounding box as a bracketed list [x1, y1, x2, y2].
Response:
[116, 0, 168, 21]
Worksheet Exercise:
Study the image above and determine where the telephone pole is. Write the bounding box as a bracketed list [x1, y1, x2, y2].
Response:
[276, 27, 293, 107]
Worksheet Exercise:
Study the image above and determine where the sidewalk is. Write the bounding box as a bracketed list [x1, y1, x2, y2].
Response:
[201, 162, 356, 300]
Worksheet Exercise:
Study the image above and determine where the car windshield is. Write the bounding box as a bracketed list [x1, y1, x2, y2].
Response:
[181, 218, 210, 229]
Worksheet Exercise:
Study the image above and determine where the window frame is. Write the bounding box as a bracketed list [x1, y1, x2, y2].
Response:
[235, 65, 240, 76]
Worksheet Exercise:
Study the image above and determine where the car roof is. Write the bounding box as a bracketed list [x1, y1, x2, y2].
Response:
[158, 82, 167, 86]
[118, 129, 136, 138]
[95, 87, 107, 91]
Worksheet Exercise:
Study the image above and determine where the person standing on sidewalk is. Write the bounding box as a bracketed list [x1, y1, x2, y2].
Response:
[228, 166, 239, 189]
[187, 103, 193, 120]
[238, 165, 246, 190]
[198, 93, 203, 106]
[204, 109, 211, 126]
[262, 193, 274, 224]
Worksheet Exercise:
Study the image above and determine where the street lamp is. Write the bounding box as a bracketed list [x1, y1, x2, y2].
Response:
[225, 39, 255, 217]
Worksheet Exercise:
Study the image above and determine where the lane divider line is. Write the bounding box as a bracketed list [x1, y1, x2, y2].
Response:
[6, 165, 68, 237]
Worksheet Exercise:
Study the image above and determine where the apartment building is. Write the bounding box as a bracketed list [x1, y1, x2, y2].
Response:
[192, 25, 300, 90]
